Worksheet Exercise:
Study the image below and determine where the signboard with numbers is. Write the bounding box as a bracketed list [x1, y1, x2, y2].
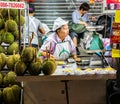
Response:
[0, 1, 25, 9]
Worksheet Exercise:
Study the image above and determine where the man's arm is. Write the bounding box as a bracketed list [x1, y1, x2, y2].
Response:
[39, 27, 45, 34]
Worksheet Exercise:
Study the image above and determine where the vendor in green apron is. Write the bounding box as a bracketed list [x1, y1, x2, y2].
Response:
[39, 17, 81, 61]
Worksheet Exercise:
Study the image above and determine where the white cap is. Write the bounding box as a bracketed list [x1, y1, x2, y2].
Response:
[52, 17, 68, 31]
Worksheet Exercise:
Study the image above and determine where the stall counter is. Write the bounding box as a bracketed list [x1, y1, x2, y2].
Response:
[17, 74, 116, 104]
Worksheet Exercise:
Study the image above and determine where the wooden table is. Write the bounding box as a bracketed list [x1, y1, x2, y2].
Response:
[17, 74, 116, 104]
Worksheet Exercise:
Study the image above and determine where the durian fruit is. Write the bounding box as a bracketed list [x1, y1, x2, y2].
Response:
[3, 84, 21, 104]
[0, 45, 5, 53]
[3, 71, 16, 86]
[13, 30, 22, 41]
[0, 73, 3, 85]
[3, 86, 16, 104]
[6, 55, 14, 70]
[0, 18, 4, 29]
[7, 42, 19, 55]
[21, 47, 36, 63]
[0, 55, 2, 71]
[0, 33, 2, 44]
[2, 32, 14, 44]
[21, 9, 25, 16]
[41, 59, 57, 75]
[15, 15, 25, 26]
[0, 89, 2, 103]
[10, 9, 18, 18]
[28, 57, 42, 76]
[0, 29, 5, 35]
[14, 60, 27, 76]
[0, 53, 6, 69]
[5, 19, 18, 32]
[43, 58, 56, 65]
[0, 9, 8, 17]
[12, 84, 21, 103]
[6, 54, 20, 70]
[13, 54, 20, 63]
[0, 29, 4, 44]
[27, 48, 42, 75]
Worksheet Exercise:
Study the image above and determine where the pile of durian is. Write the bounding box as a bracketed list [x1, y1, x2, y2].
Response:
[15, 46, 57, 76]
[0, 71, 22, 104]
[0, 6, 25, 55]
[0, 46, 57, 76]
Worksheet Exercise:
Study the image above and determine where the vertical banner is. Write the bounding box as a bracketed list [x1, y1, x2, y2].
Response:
[111, 23, 120, 57]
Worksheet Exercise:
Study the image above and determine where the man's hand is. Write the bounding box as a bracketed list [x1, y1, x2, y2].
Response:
[74, 57, 81, 62]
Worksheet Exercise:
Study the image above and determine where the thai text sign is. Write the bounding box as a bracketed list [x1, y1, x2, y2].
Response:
[0, 1, 25, 9]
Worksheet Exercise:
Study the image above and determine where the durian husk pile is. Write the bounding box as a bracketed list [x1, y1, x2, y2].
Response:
[14, 36, 57, 76]
[14, 46, 42, 76]
[0, 8, 25, 55]
[14, 34, 42, 76]
[0, 71, 22, 104]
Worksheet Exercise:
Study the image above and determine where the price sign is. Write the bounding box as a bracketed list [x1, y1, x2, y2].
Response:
[0, 1, 25, 9]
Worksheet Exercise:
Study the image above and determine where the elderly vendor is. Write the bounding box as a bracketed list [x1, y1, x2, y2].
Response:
[38, 17, 81, 61]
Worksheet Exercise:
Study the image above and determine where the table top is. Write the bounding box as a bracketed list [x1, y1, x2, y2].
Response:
[17, 74, 116, 82]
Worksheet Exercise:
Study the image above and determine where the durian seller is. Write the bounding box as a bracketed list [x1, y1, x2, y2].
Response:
[22, 3, 45, 48]
[38, 17, 81, 61]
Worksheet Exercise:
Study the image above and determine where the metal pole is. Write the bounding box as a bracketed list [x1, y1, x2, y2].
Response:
[18, 0, 21, 54]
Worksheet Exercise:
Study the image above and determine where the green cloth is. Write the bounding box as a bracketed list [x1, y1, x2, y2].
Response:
[68, 20, 86, 34]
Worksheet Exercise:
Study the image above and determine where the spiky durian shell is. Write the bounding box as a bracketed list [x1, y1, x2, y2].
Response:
[5, 19, 18, 32]
[21, 47, 36, 63]
[2, 32, 14, 44]
[7, 42, 19, 55]
[0, 18, 4, 29]
[41, 61, 57, 75]
[15, 15, 25, 26]
[14, 60, 27, 76]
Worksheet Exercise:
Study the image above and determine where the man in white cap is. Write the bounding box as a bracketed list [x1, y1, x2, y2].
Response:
[38, 17, 81, 61]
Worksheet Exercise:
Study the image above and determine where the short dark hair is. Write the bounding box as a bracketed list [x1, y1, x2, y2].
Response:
[79, 2, 90, 11]
[29, 4, 35, 13]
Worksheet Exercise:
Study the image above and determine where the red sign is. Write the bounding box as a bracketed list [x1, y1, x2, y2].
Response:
[25, 0, 34, 2]
[0, 1, 25, 9]
[110, 35, 120, 43]
[107, 0, 120, 4]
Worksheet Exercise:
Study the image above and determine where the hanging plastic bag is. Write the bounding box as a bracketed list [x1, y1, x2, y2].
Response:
[88, 32, 104, 50]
